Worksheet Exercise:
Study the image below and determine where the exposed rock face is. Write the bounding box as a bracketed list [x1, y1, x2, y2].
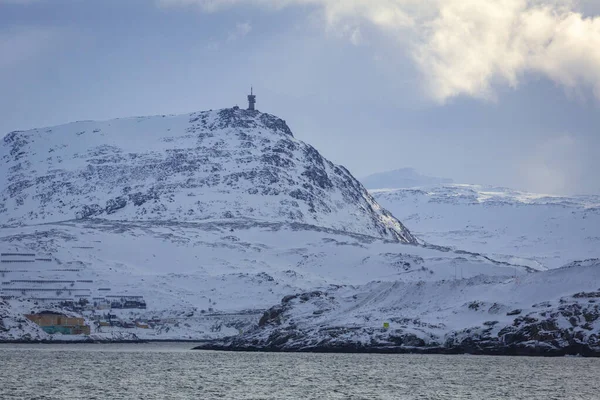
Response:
[196, 297, 600, 356]
[0, 108, 415, 243]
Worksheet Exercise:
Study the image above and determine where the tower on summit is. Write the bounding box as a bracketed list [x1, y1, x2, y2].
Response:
[247, 87, 256, 111]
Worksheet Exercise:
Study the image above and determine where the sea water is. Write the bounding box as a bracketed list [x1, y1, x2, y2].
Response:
[0, 343, 598, 399]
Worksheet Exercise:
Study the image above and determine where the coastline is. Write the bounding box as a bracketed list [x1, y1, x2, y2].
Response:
[0, 339, 214, 345]
[2, 338, 598, 357]
[192, 342, 600, 357]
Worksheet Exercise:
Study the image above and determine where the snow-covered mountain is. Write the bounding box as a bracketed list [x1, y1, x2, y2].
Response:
[361, 168, 453, 189]
[0, 107, 427, 342]
[1, 108, 414, 243]
[1, 112, 598, 355]
[372, 184, 600, 270]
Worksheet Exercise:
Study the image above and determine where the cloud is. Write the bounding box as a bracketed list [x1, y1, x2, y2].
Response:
[349, 27, 362, 46]
[415, 0, 600, 102]
[228, 22, 252, 41]
[158, 0, 600, 103]
[157, 0, 418, 27]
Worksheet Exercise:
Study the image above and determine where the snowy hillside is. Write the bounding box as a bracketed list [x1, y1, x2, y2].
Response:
[200, 260, 600, 356]
[0, 220, 528, 342]
[372, 184, 600, 270]
[1, 110, 598, 352]
[1, 108, 414, 243]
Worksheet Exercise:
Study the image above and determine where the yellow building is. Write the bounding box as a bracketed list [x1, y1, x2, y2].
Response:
[25, 313, 91, 335]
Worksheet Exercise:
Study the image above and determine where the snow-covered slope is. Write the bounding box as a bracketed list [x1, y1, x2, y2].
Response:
[2, 111, 597, 352]
[198, 260, 600, 356]
[0, 300, 48, 341]
[372, 184, 600, 270]
[0, 220, 528, 341]
[1, 108, 414, 243]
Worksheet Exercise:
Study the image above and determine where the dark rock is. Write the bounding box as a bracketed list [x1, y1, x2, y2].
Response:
[105, 197, 127, 214]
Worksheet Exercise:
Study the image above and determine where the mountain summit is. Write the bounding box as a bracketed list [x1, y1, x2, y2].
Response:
[1, 107, 416, 243]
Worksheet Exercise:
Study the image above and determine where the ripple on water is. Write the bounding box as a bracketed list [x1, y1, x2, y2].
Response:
[0, 343, 599, 399]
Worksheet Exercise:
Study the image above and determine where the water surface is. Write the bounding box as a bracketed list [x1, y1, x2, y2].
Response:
[0, 343, 598, 399]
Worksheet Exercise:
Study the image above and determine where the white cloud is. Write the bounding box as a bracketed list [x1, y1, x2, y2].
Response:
[228, 22, 252, 41]
[415, 0, 600, 102]
[157, 0, 419, 27]
[158, 0, 600, 103]
[349, 27, 362, 46]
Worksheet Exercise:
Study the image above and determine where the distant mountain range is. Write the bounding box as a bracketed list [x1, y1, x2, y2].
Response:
[361, 168, 453, 189]
[371, 183, 600, 270]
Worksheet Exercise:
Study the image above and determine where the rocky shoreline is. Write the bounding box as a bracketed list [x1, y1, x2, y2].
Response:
[191, 269, 600, 358]
[192, 340, 600, 357]
[2, 337, 598, 357]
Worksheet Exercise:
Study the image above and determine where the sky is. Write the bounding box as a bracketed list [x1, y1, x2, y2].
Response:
[1, 0, 600, 195]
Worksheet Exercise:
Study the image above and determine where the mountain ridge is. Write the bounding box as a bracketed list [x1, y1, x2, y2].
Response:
[1, 107, 415, 244]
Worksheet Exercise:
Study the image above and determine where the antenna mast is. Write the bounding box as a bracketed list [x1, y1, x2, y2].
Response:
[247, 87, 256, 111]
